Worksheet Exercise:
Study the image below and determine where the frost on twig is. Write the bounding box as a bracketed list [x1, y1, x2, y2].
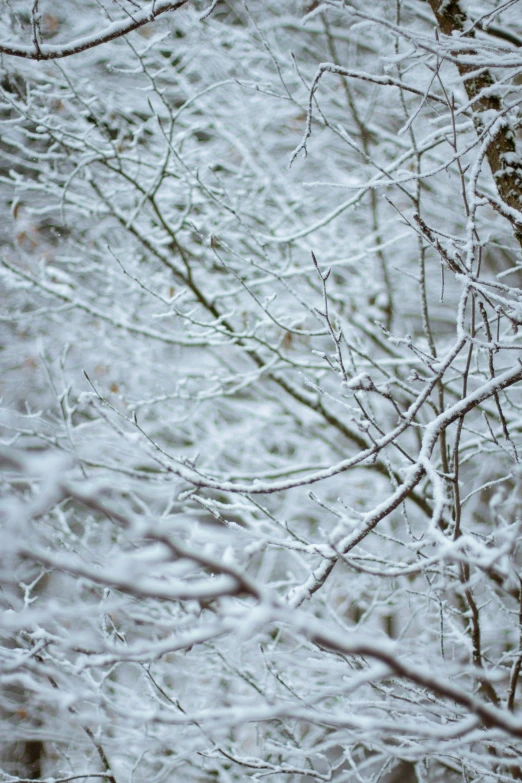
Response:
[1, 1, 522, 780]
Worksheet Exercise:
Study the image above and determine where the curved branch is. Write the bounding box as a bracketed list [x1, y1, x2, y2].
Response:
[302, 616, 522, 739]
[0, 0, 190, 60]
[166, 354, 522, 495]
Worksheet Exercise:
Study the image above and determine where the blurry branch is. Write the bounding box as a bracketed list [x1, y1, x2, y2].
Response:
[2, 772, 114, 783]
[0, 0, 190, 60]
[303, 615, 522, 739]
[21, 544, 241, 602]
[476, 24, 522, 49]
[2, 776, 116, 782]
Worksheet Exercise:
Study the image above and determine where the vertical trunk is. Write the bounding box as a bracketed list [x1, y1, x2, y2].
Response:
[429, 0, 522, 245]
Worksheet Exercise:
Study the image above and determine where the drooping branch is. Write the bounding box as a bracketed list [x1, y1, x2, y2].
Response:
[302, 615, 522, 739]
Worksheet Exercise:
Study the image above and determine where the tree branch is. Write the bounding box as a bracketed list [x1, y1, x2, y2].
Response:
[429, 0, 522, 246]
[0, 0, 190, 60]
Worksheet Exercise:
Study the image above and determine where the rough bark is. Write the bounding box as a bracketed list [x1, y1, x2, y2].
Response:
[429, 0, 522, 246]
